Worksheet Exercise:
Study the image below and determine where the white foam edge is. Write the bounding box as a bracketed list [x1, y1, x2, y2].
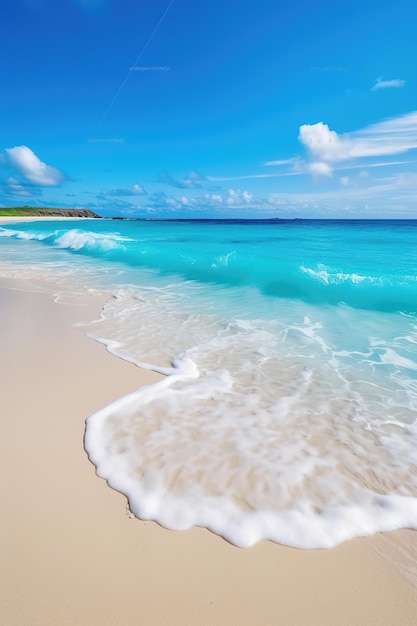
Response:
[84, 340, 417, 549]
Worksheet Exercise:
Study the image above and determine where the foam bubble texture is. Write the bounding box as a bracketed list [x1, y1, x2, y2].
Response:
[84, 285, 417, 548]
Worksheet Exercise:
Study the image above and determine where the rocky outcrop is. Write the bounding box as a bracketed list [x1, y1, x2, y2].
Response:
[0, 207, 101, 218]
[32, 208, 101, 218]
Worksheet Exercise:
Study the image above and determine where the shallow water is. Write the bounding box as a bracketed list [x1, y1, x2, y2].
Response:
[1, 218, 417, 547]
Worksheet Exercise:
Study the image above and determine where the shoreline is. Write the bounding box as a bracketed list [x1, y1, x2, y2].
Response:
[0, 276, 416, 624]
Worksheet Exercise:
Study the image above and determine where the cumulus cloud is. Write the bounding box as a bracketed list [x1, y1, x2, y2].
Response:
[148, 182, 406, 217]
[306, 162, 333, 178]
[299, 122, 345, 163]
[137, 188, 260, 214]
[372, 77, 405, 91]
[93, 171, 417, 218]
[5, 145, 64, 186]
[225, 189, 254, 205]
[298, 111, 417, 176]
[194, 189, 255, 207]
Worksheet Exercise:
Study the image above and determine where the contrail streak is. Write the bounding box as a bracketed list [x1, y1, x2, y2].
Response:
[97, 0, 175, 128]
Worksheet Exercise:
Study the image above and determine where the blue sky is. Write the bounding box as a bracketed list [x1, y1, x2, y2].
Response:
[1, 0, 417, 218]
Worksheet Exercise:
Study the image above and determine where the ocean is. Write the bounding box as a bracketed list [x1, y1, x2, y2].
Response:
[1, 218, 417, 548]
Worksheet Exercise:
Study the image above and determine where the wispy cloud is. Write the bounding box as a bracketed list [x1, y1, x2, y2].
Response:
[208, 171, 301, 182]
[263, 157, 298, 167]
[267, 171, 417, 206]
[157, 170, 220, 189]
[210, 159, 415, 185]
[2, 176, 42, 197]
[98, 183, 146, 198]
[372, 77, 405, 91]
[350, 160, 416, 168]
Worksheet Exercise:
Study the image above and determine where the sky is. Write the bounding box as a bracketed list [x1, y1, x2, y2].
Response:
[1, 0, 417, 218]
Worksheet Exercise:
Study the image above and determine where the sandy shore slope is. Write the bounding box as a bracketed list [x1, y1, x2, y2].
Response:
[0, 280, 417, 625]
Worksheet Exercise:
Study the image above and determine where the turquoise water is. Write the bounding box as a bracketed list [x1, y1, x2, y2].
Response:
[1, 218, 417, 547]
[2, 218, 416, 311]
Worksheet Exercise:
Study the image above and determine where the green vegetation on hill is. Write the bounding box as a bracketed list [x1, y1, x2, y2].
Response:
[0, 206, 101, 218]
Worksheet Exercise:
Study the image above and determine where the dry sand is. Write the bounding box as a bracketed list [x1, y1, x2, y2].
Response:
[1, 273, 417, 624]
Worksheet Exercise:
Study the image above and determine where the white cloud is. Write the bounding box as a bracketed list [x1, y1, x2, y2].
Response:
[299, 122, 345, 163]
[361, 160, 414, 168]
[158, 170, 210, 189]
[269, 170, 417, 206]
[200, 189, 254, 206]
[141, 188, 260, 214]
[99, 183, 146, 197]
[5, 145, 64, 186]
[130, 183, 144, 194]
[90, 168, 417, 218]
[208, 171, 300, 182]
[203, 193, 223, 204]
[299, 111, 417, 172]
[306, 161, 332, 178]
[263, 157, 298, 167]
[372, 77, 405, 91]
[225, 189, 254, 205]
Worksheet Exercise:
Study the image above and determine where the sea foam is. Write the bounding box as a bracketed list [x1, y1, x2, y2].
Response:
[83, 282, 417, 548]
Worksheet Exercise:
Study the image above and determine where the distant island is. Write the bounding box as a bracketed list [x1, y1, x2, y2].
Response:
[0, 206, 101, 218]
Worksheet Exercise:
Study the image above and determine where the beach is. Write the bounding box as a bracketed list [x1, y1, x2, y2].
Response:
[1, 217, 417, 624]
